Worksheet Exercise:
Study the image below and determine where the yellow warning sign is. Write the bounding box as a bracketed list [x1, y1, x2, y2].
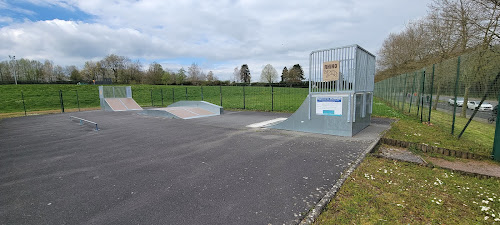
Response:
[323, 61, 340, 81]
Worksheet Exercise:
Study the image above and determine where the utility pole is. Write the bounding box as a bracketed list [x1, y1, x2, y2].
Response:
[9, 55, 18, 85]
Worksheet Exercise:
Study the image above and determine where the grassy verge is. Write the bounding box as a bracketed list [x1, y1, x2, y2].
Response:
[315, 156, 500, 224]
[0, 84, 307, 114]
[373, 98, 495, 156]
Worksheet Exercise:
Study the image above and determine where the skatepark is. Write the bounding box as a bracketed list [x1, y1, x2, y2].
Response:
[0, 45, 388, 224]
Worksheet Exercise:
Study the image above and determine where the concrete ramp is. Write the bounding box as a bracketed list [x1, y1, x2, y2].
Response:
[103, 98, 143, 111]
[140, 101, 223, 119]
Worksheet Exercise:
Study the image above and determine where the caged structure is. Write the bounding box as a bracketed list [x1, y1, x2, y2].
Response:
[272, 45, 376, 136]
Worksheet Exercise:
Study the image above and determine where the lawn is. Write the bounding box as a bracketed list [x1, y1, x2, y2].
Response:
[0, 84, 308, 114]
[372, 98, 495, 156]
[315, 156, 500, 224]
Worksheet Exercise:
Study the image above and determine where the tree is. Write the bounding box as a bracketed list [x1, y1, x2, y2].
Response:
[206, 71, 216, 82]
[287, 64, 304, 82]
[176, 67, 187, 84]
[240, 64, 251, 83]
[146, 62, 164, 84]
[233, 66, 241, 83]
[54, 65, 65, 81]
[68, 66, 82, 82]
[260, 64, 278, 83]
[281, 67, 288, 82]
[102, 54, 127, 83]
[123, 60, 142, 84]
[82, 60, 101, 81]
[43, 60, 54, 82]
[188, 63, 202, 84]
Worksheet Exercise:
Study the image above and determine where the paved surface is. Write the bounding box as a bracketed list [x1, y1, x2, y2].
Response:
[0, 110, 391, 225]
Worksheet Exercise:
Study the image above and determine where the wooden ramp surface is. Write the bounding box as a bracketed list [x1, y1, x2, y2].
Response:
[105, 98, 143, 111]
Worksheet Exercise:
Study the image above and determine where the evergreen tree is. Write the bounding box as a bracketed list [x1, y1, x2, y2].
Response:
[240, 64, 251, 83]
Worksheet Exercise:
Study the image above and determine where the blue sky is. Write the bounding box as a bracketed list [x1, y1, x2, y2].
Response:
[0, 0, 432, 81]
[0, 1, 93, 24]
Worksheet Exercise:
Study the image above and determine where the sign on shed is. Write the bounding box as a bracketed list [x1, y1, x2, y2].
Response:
[323, 61, 340, 81]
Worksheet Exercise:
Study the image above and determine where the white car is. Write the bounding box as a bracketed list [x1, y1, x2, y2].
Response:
[448, 97, 464, 106]
[467, 101, 493, 111]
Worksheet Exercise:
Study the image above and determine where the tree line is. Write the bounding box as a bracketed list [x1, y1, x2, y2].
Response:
[1, 53, 307, 86]
[377, 0, 499, 79]
[376, 0, 500, 118]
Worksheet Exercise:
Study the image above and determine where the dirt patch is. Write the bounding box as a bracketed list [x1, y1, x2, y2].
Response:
[426, 157, 500, 178]
[0, 108, 100, 119]
[377, 145, 500, 178]
[378, 146, 426, 164]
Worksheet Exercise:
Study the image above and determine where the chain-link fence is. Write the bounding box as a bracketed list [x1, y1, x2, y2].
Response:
[0, 85, 309, 115]
[374, 49, 500, 146]
[139, 85, 308, 112]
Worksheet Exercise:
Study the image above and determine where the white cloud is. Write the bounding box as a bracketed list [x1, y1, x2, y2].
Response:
[0, 0, 432, 80]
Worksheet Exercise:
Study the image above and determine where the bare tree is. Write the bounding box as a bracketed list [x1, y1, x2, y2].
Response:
[188, 63, 202, 84]
[260, 64, 278, 84]
[206, 71, 215, 82]
[233, 66, 241, 83]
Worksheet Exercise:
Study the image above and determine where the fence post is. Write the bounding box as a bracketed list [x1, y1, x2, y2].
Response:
[271, 86, 274, 111]
[172, 88, 175, 103]
[419, 70, 425, 122]
[219, 85, 222, 106]
[161, 89, 164, 107]
[243, 86, 246, 109]
[402, 74, 408, 112]
[59, 90, 65, 113]
[493, 91, 500, 161]
[150, 89, 154, 106]
[201, 86, 204, 101]
[409, 73, 416, 113]
[452, 56, 461, 135]
[76, 90, 80, 112]
[21, 90, 26, 116]
[428, 64, 435, 122]
[185, 87, 188, 100]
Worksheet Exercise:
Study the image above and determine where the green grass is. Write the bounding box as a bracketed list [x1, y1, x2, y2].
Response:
[375, 97, 495, 156]
[315, 156, 500, 224]
[0, 84, 308, 114]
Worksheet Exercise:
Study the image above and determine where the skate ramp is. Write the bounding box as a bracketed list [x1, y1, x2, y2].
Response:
[103, 98, 143, 111]
[140, 101, 223, 119]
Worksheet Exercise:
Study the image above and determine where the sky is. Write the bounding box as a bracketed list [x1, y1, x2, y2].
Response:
[0, 0, 432, 81]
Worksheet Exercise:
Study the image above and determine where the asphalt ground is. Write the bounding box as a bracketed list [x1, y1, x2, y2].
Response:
[0, 110, 391, 225]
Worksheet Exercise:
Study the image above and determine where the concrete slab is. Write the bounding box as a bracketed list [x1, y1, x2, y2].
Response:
[0, 110, 391, 224]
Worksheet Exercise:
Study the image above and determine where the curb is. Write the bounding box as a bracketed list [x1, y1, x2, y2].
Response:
[380, 138, 491, 160]
[298, 137, 381, 224]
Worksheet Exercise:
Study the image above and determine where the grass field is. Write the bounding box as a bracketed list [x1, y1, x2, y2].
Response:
[0, 84, 308, 114]
[315, 155, 500, 224]
[373, 98, 496, 156]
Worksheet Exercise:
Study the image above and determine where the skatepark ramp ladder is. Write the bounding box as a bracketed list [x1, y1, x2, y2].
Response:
[139, 101, 223, 119]
[99, 86, 143, 111]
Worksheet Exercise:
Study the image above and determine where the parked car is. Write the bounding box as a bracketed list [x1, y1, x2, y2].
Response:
[448, 97, 464, 106]
[466, 101, 493, 111]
